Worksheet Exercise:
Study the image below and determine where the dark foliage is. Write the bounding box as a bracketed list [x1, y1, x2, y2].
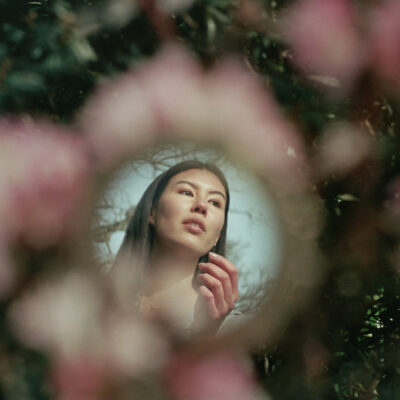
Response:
[1, 0, 400, 399]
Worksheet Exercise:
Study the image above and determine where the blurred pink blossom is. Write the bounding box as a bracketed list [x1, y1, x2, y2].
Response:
[203, 58, 307, 190]
[80, 45, 306, 190]
[315, 123, 372, 177]
[52, 355, 107, 400]
[280, 0, 366, 89]
[368, 0, 400, 89]
[79, 45, 205, 167]
[104, 312, 169, 376]
[9, 270, 169, 384]
[9, 272, 103, 357]
[79, 69, 161, 167]
[0, 119, 91, 250]
[165, 350, 266, 400]
[235, 0, 267, 29]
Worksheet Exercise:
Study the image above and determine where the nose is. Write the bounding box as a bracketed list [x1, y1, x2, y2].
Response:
[191, 200, 208, 216]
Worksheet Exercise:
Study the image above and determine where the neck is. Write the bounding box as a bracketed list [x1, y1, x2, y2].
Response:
[144, 244, 199, 295]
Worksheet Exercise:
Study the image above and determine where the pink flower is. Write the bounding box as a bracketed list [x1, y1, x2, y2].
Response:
[79, 45, 204, 168]
[52, 355, 107, 400]
[368, 0, 400, 89]
[165, 350, 264, 400]
[235, 0, 267, 29]
[0, 119, 91, 249]
[204, 58, 306, 191]
[9, 269, 169, 380]
[315, 123, 373, 177]
[80, 45, 305, 192]
[104, 313, 169, 376]
[79, 70, 161, 168]
[9, 272, 103, 357]
[280, 0, 366, 90]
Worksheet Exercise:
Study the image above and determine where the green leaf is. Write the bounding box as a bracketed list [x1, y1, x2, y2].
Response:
[337, 193, 360, 202]
[6, 72, 45, 91]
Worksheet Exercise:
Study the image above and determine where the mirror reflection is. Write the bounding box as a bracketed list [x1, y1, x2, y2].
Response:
[93, 143, 282, 335]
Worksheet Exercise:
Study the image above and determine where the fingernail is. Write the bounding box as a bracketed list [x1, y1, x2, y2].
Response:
[209, 252, 218, 258]
[198, 263, 205, 269]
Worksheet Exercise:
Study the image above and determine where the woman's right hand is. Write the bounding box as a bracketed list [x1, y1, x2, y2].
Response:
[192, 252, 239, 333]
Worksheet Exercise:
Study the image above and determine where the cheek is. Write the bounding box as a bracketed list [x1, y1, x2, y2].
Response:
[210, 214, 225, 240]
[155, 199, 183, 230]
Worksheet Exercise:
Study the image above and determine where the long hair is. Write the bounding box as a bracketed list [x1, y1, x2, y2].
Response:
[115, 160, 230, 268]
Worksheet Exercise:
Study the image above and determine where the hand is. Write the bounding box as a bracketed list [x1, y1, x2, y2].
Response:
[192, 252, 239, 333]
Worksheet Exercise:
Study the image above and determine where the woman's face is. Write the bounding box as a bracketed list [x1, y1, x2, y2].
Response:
[149, 169, 227, 258]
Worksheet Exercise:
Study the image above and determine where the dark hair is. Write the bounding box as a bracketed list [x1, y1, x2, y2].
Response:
[116, 160, 230, 268]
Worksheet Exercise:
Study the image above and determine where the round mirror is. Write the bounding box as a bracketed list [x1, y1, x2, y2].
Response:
[80, 45, 322, 348]
[90, 138, 321, 348]
[93, 143, 282, 317]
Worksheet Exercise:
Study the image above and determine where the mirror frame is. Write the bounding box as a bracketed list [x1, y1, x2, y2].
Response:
[81, 45, 323, 350]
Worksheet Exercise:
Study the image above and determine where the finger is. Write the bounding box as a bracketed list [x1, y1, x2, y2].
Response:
[208, 253, 239, 300]
[197, 273, 229, 316]
[198, 285, 220, 319]
[198, 262, 235, 309]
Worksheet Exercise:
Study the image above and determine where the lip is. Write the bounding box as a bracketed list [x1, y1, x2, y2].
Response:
[182, 218, 206, 233]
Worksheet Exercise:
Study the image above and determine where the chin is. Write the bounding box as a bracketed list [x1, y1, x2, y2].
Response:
[173, 237, 211, 258]
[158, 228, 214, 258]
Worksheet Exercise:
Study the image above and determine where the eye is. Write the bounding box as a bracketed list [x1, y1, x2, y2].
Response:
[179, 190, 193, 197]
[209, 200, 221, 208]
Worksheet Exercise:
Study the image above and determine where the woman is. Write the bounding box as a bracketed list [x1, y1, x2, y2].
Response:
[115, 160, 240, 336]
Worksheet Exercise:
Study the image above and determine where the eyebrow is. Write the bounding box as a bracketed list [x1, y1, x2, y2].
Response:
[175, 180, 226, 200]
